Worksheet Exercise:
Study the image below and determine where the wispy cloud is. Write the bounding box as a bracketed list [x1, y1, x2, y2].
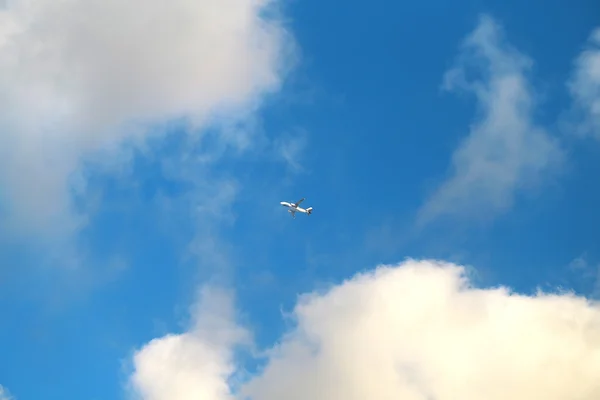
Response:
[566, 253, 600, 299]
[273, 129, 309, 173]
[0, 385, 14, 400]
[0, 0, 295, 240]
[126, 142, 245, 286]
[128, 259, 600, 400]
[567, 28, 600, 139]
[418, 15, 563, 226]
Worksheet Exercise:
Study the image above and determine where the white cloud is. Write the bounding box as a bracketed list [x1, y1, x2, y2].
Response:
[0, 385, 14, 400]
[418, 15, 562, 225]
[129, 259, 600, 400]
[0, 0, 294, 238]
[128, 286, 250, 400]
[568, 28, 600, 139]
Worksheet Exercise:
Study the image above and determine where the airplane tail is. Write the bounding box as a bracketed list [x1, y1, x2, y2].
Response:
[306, 207, 313, 215]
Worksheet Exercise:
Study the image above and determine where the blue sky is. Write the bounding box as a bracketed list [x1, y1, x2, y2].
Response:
[1, 1, 600, 399]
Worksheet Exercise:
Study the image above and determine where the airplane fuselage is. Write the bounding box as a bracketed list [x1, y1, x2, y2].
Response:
[280, 201, 313, 217]
[280, 201, 308, 213]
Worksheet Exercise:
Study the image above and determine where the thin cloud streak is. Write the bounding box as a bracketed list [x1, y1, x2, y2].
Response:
[418, 15, 563, 226]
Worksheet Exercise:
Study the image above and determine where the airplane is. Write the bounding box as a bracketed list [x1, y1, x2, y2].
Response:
[280, 197, 313, 219]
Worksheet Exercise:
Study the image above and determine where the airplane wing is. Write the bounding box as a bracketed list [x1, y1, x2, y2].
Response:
[293, 198, 305, 207]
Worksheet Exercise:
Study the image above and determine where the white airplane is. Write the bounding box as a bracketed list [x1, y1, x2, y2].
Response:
[280, 197, 313, 219]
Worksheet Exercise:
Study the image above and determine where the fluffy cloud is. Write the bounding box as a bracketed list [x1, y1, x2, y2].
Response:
[0, 0, 293, 237]
[129, 259, 600, 400]
[418, 15, 562, 225]
[568, 28, 600, 139]
[128, 286, 250, 400]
